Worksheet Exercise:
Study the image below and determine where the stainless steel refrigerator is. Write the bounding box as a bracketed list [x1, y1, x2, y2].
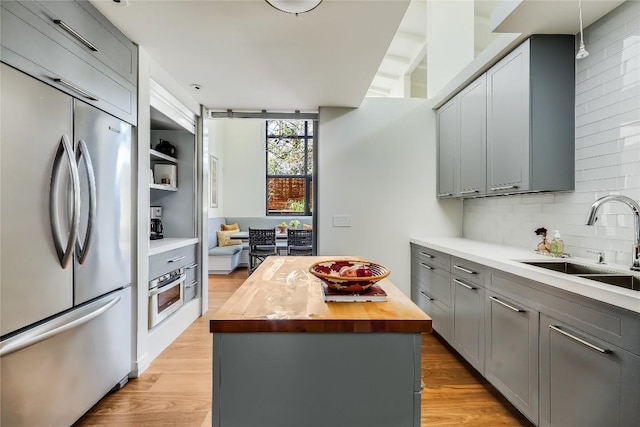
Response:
[0, 63, 132, 426]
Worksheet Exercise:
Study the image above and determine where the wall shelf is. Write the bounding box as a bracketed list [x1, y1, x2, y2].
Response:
[150, 183, 178, 192]
[150, 149, 177, 163]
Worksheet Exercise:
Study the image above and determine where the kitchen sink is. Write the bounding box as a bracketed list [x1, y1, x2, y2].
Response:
[520, 261, 614, 275]
[520, 261, 640, 291]
[576, 274, 640, 291]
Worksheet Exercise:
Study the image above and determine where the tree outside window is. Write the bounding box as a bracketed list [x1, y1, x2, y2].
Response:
[266, 120, 313, 216]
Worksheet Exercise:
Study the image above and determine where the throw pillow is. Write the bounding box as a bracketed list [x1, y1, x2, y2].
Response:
[217, 230, 242, 247]
[303, 223, 312, 230]
[221, 222, 240, 231]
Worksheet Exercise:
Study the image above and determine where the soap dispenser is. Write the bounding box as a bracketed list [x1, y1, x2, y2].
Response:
[551, 230, 564, 255]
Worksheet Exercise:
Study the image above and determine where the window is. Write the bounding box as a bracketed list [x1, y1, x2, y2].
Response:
[266, 120, 313, 216]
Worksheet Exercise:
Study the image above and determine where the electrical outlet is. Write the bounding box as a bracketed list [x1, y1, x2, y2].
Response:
[332, 215, 352, 227]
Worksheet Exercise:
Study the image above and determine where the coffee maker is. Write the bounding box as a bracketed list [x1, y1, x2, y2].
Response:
[150, 206, 164, 240]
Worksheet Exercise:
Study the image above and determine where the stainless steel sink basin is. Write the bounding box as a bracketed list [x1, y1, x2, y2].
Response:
[521, 261, 614, 275]
[520, 261, 640, 291]
[577, 274, 640, 291]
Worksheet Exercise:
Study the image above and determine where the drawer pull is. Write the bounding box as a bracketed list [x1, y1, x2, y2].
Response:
[489, 296, 524, 313]
[185, 263, 197, 270]
[52, 78, 99, 101]
[490, 185, 519, 191]
[453, 265, 476, 275]
[437, 193, 453, 197]
[419, 252, 434, 259]
[53, 19, 99, 52]
[419, 291, 434, 301]
[549, 325, 611, 354]
[185, 281, 197, 289]
[453, 278, 476, 290]
[459, 189, 479, 195]
[168, 256, 186, 263]
[420, 263, 433, 270]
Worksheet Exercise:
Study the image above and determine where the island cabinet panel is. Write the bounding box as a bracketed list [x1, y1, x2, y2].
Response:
[213, 332, 422, 427]
[539, 314, 640, 427]
[485, 289, 539, 425]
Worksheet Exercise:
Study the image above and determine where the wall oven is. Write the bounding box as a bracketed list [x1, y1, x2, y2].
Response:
[148, 267, 186, 328]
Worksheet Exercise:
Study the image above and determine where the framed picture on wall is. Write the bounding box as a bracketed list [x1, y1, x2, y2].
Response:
[210, 155, 218, 208]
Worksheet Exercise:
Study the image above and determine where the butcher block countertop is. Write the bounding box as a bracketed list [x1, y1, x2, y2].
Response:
[210, 256, 432, 334]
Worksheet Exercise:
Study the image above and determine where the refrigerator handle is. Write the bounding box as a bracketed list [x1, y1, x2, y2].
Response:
[49, 135, 81, 269]
[0, 295, 121, 357]
[75, 139, 96, 264]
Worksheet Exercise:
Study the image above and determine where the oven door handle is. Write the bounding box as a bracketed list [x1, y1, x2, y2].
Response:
[149, 273, 186, 297]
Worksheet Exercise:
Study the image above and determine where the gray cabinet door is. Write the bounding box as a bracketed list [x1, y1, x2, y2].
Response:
[485, 291, 539, 425]
[486, 39, 530, 194]
[458, 74, 487, 197]
[540, 314, 640, 427]
[436, 98, 458, 198]
[451, 275, 485, 374]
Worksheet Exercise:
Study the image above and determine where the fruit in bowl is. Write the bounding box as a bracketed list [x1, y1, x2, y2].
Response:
[309, 260, 390, 292]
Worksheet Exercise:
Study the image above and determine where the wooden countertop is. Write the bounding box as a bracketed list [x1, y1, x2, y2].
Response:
[210, 256, 432, 334]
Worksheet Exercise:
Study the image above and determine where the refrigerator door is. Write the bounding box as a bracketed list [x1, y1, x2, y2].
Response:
[73, 101, 132, 304]
[0, 64, 75, 336]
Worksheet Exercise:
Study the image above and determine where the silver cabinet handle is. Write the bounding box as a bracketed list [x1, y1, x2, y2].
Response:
[453, 265, 476, 275]
[75, 140, 96, 264]
[420, 263, 433, 270]
[0, 295, 120, 357]
[149, 273, 186, 297]
[489, 296, 524, 313]
[459, 189, 479, 195]
[437, 193, 453, 197]
[490, 185, 519, 191]
[419, 291, 434, 301]
[49, 135, 80, 269]
[52, 78, 99, 101]
[185, 263, 197, 270]
[185, 281, 197, 289]
[453, 278, 476, 290]
[419, 252, 433, 258]
[549, 325, 611, 354]
[168, 255, 186, 263]
[53, 19, 99, 52]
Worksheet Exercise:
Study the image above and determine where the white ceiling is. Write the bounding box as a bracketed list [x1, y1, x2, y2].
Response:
[90, 0, 411, 112]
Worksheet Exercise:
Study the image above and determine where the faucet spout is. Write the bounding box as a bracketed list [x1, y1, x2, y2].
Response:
[585, 195, 640, 272]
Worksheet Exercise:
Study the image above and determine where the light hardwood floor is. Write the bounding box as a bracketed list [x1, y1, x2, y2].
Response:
[75, 268, 533, 427]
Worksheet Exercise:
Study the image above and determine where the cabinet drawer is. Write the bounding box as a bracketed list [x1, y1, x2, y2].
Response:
[413, 286, 451, 341]
[412, 263, 451, 307]
[410, 244, 450, 271]
[451, 257, 485, 287]
[185, 262, 198, 285]
[1, 0, 137, 124]
[184, 280, 198, 303]
[149, 245, 196, 279]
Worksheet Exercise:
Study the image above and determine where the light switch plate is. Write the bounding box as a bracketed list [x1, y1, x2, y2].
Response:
[332, 215, 352, 227]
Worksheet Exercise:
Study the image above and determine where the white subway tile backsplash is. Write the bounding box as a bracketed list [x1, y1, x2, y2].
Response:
[462, 1, 640, 265]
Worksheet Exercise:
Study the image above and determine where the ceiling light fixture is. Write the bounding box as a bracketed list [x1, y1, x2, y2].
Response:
[265, 0, 322, 15]
[576, 0, 589, 59]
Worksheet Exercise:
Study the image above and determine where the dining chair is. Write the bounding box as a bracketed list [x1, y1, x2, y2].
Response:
[287, 229, 313, 256]
[248, 228, 278, 274]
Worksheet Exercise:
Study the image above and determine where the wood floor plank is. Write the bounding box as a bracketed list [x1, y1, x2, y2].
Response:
[75, 268, 533, 427]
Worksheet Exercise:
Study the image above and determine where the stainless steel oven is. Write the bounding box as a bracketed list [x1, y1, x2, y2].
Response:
[148, 267, 186, 328]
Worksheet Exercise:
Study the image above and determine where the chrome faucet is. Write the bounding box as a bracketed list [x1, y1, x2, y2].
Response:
[585, 194, 640, 272]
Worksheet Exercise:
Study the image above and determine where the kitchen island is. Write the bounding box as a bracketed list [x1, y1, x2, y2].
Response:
[210, 256, 431, 427]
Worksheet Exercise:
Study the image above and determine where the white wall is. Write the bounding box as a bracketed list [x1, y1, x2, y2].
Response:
[426, 0, 475, 98]
[463, 1, 640, 266]
[319, 98, 462, 296]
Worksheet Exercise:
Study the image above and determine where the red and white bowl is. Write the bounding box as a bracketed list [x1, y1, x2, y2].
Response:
[309, 260, 390, 292]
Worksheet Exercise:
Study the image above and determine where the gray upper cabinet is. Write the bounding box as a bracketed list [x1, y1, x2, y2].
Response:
[1, 0, 138, 125]
[486, 35, 575, 195]
[436, 98, 458, 198]
[458, 74, 487, 197]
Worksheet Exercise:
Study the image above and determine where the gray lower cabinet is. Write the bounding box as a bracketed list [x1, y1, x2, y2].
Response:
[485, 290, 539, 425]
[184, 263, 199, 302]
[539, 314, 640, 427]
[1, 0, 138, 124]
[451, 275, 485, 374]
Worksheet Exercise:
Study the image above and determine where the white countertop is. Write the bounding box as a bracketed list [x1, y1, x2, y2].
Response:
[149, 237, 199, 256]
[410, 237, 640, 314]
